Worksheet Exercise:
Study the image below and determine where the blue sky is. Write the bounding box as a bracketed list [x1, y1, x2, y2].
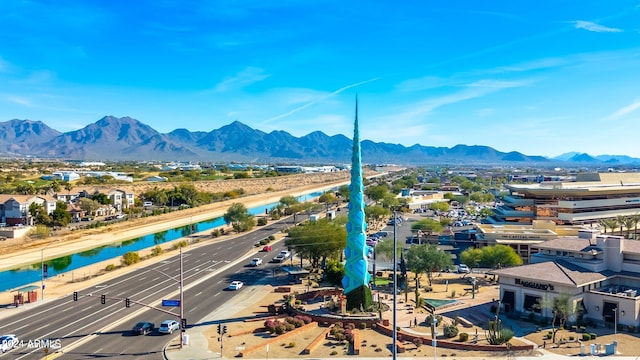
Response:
[1, 1, 640, 158]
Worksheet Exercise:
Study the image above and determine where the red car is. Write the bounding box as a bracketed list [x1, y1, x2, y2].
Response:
[262, 245, 273, 252]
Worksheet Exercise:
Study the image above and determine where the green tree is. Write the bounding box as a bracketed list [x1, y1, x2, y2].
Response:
[540, 293, 579, 343]
[92, 193, 111, 205]
[374, 238, 403, 262]
[51, 201, 71, 226]
[481, 244, 523, 268]
[406, 244, 452, 286]
[429, 202, 450, 213]
[325, 260, 345, 286]
[337, 184, 350, 201]
[411, 218, 443, 241]
[460, 248, 483, 271]
[318, 191, 336, 208]
[223, 203, 255, 233]
[78, 198, 101, 215]
[364, 205, 391, 230]
[365, 185, 389, 203]
[285, 218, 346, 269]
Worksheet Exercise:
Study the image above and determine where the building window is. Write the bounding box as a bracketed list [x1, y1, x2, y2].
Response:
[524, 295, 541, 313]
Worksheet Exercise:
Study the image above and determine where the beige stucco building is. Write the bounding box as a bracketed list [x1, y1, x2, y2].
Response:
[492, 231, 640, 327]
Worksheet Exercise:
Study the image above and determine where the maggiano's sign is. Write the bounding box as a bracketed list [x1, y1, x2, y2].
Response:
[515, 278, 555, 291]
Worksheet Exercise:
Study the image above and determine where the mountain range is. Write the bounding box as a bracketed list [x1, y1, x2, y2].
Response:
[1, 116, 638, 165]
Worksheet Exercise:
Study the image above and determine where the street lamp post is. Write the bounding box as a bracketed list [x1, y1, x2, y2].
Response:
[392, 210, 398, 360]
[613, 307, 617, 342]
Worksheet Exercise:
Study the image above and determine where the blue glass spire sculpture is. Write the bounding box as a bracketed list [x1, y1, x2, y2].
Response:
[342, 97, 372, 310]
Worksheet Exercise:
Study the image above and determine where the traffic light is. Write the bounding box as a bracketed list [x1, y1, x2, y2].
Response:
[101, 294, 106, 304]
[125, 298, 130, 307]
[217, 323, 222, 334]
[223, 325, 227, 334]
[43, 264, 48, 278]
[73, 292, 78, 301]
[181, 318, 187, 329]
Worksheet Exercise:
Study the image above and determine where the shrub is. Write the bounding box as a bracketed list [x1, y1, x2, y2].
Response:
[151, 245, 163, 256]
[121, 251, 140, 266]
[361, 322, 367, 329]
[268, 235, 276, 241]
[330, 351, 338, 355]
[275, 324, 286, 334]
[443, 323, 459, 338]
[450, 290, 456, 298]
[424, 286, 433, 292]
[582, 333, 591, 341]
[105, 264, 117, 271]
[590, 333, 597, 340]
[259, 239, 268, 245]
[172, 240, 187, 250]
[627, 325, 635, 333]
[211, 229, 220, 237]
[500, 328, 514, 343]
[257, 217, 268, 226]
[413, 338, 423, 347]
[459, 332, 469, 342]
[285, 342, 295, 348]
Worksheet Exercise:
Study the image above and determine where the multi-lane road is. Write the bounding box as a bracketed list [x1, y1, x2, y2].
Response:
[0, 216, 301, 360]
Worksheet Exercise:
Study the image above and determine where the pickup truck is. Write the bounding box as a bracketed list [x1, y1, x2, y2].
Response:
[272, 250, 291, 263]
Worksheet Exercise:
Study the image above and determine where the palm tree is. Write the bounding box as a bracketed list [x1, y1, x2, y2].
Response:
[621, 216, 636, 239]
[632, 214, 640, 240]
[598, 219, 616, 235]
[616, 215, 627, 237]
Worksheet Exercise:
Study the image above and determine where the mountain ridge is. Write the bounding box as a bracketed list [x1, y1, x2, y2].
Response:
[1, 116, 639, 165]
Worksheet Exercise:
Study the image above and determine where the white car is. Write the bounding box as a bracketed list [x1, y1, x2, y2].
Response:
[457, 264, 471, 274]
[229, 280, 244, 290]
[158, 320, 179, 334]
[249, 258, 263, 266]
[0, 334, 18, 353]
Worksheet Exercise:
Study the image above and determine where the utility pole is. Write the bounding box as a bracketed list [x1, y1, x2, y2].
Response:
[180, 246, 185, 349]
[392, 210, 398, 360]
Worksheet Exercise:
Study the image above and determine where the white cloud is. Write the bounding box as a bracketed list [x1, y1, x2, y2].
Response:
[3, 95, 33, 107]
[573, 20, 622, 33]
[602, 99, 640, 121]
[263, 78, 380, 123]
[394, 76, 463, 92]
[214, 67, 270, 92]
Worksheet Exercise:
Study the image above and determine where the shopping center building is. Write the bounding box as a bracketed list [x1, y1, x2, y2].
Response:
[491, 230, 640, 326]
[490, 172, 640, 225]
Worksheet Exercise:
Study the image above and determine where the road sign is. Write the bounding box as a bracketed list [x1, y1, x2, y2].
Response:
[162, 299, 181, 307]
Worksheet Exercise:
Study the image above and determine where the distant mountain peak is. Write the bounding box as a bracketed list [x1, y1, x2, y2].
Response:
[1, 117, 638, 165]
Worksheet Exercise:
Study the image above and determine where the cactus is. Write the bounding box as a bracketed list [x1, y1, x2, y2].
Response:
[485, 319, 513, 345]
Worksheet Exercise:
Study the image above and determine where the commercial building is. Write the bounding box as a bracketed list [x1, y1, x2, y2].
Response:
[476, 221, 585, 263]
[490, 172, 640, 225]
[492, 231, 640, 327]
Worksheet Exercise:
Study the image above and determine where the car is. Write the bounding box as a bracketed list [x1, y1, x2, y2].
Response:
[132, 321, 154, 335]
[249, 258, 263, 266]
[457, 264, 471, 274]
[0, 334, 18, 353]
[272, 254, 286, 263]
[366, 239, 378, 247]
[278, 250, 291, 259]
[262, 245, 273, 252]
[229, 280, 244, 290]
[158, 320, 179, 334]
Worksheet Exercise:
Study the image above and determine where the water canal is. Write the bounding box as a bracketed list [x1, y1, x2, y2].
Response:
[1, 190, 328, 292]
